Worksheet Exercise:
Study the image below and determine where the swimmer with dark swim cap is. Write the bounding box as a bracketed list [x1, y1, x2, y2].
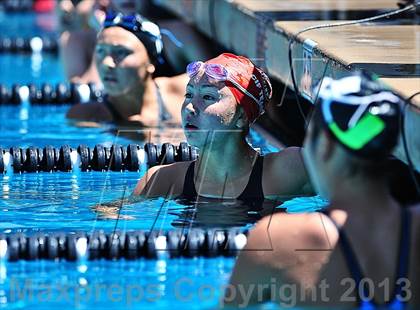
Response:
[132, 53, 314, 201]
[67, 13, 188, 126]
[226, 73, 420, 307]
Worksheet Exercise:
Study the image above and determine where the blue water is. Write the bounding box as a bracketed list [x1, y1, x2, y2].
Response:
[0, 12, 326, 310]
[0, 12, 58, 37]
[0, 12, 63, 86]
[0, 54, 64, 86]
[0, 103, 285, 233]
[0, 258, 235, 309]
[0, 106, 133, 147]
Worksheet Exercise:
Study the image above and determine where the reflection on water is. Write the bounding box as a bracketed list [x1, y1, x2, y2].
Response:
[170, 198, 283, 229]
[168, 195, 328, 229]
[0, 172, 142, 232]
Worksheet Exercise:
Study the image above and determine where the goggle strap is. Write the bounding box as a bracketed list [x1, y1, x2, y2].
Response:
[186, 61, 261, 109]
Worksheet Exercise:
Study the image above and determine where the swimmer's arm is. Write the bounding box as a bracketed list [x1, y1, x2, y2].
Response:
[92, 170, 173, 219]
[66, 102, 113, 125]
[263, 147, 315, 199]
[225, 216, 295, 306]
[91, 197, 137, 220]
[92, 164, 182, 218]
[133, 163, 187, 199]
[91, 189, 157, 219]
[75, 56, 101, 85]
[225, 214, 336, 306]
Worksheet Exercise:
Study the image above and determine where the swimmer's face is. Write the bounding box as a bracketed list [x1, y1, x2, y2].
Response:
[96, 27, 154, 96]
[302, 121, 330, 199]
[181, 72, 246, 149]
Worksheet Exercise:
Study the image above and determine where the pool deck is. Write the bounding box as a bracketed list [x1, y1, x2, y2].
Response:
[152, 0, 420, 106]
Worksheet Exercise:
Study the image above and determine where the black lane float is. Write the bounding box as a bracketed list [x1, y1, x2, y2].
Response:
[0, 143, 199, 173]
[0, 0, 33, 12]
[0, 229, 248, 261]
[0, 82, 104, 104]
[0, 36, 58, 54]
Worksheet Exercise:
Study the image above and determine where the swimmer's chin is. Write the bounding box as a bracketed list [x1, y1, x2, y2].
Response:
[102, 86, 123, 97]
[184, 136, 203, 149]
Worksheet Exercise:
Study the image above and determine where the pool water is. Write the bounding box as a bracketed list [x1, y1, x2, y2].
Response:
[0, 258, 234, 309]
[0, 54, 64, 87]
[0, 12, 62, 86]
[0, 103, 285, 233]
[0, 12, 326, 309]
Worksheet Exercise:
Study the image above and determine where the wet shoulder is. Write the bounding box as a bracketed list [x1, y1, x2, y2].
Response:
[156, 74, 189, 95]
[66, 102, 113, 122]
[155, 75, 188, 124]
[263, 147, 302, 167]
[262, 147, 309, 197]
[244, 212, 339, 267]
[133, 161, 193, 198]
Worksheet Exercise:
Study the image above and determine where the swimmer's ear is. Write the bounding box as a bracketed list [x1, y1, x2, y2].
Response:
[146, 64, 156, 75]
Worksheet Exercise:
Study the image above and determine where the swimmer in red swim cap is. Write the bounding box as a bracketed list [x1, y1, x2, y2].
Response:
[132, 53, 313, 201]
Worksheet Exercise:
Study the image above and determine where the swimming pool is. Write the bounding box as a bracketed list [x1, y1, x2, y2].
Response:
[0, 11, 326, 309]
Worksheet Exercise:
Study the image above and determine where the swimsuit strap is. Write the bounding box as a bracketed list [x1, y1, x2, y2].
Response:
[181, 155, 264, 201]
[389, 207, 411, 308]
[154, 81, 172, 122]
[237, 155, 265, 201]
[181, 161, 198, 200]
[323, 208, 411, 308]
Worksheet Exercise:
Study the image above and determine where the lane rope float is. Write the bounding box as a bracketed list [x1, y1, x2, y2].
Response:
[0, 82, 104, 105]
[0, 142, 199, 173]
[0, 36, 58, 54]
[0, 0, 33, 12]
[0, 229, 248, 261]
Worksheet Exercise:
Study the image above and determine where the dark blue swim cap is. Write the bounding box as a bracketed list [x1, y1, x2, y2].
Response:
[315, 73, 404, 160]
[103, 12, 163, 65]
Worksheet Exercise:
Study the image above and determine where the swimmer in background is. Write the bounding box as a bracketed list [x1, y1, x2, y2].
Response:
[226, 74, 420, 308]
[93, 53, 313, 221]
[57, 0, 104, 84]
[132, 53, 313, 201]
[58, 0, 144, 84]
[67, 13, 188, 127]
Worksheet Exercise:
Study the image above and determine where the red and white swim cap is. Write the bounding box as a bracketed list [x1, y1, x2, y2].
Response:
[206, 53, 272, 123]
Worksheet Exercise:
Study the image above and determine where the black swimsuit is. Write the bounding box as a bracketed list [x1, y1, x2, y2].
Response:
[324, 208, 411, 309]
[181, 155, 265, 202]
[172, 155, 285, 228]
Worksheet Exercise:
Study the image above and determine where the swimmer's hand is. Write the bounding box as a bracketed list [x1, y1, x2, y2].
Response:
[91, 198, 136, 220]
[57, 0, 77, 29]
[72, 121, 104, 128]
